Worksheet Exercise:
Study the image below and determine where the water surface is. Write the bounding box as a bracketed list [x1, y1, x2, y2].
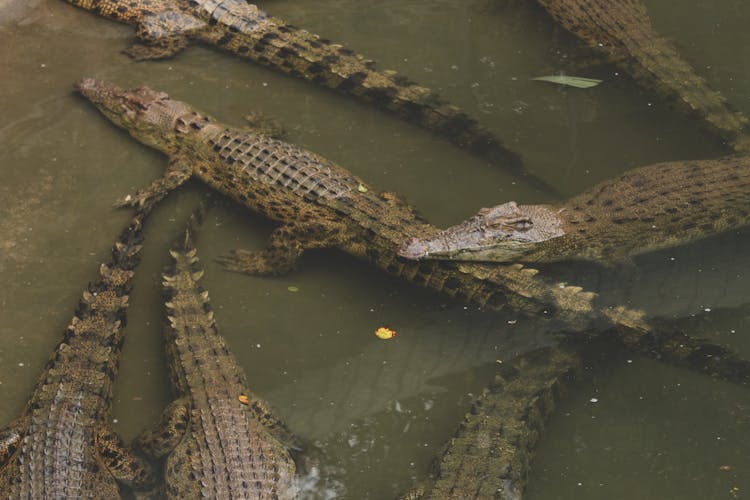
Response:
[1, 0, 750, 497]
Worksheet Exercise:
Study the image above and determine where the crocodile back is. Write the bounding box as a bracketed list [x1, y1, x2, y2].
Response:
[0, 212, 148, 498]
[162, 236, 296, 499]
[531, 156, 750, 261]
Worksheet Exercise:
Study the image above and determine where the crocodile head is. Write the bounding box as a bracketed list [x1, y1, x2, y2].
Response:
[75, 78, 193, 152]
[397, 201, 565, 262]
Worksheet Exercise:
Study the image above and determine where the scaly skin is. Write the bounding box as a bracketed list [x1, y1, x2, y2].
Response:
[61, 0, 543, 186]
[398, 156, 750, 264]
[404, 345, 580, 500]
[136, 222, 296, 498]
[75, 78, 750, 387]
[0, 210, 155, 498]
[534, 0, 750, 151]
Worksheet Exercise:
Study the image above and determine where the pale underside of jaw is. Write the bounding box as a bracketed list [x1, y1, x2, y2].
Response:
[422, 240, 533, 262]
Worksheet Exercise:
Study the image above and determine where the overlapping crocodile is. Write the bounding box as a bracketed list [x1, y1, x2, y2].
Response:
[404, 345, 580, 500]
[135, 218, 297, 498]
[398, 155, 750, 264]
[75, 78, 750, 386]
[533, 0, 750, 151]
[61, 0, 543, 185]
[0, 209, 155, 497]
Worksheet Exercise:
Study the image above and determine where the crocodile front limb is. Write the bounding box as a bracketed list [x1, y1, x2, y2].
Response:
[136, 217, 297, 499]
[0, 209, 156, 498]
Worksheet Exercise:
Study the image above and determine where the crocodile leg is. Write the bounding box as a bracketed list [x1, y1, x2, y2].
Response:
[125, 11, 206, 61]
[244, 394, 303, 452]
[96, 425, 157, 491]
[0, 421, 25, 467]
[135, 399, 190, 460]
[115, 157, 193, 209]
[216, 217, 351, 276]
[243, 112, 286, 139]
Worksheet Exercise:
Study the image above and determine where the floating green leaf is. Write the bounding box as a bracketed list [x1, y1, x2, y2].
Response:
[287, 286, 300, 292]
[357, 184, 368, 193]
[532, 75, 603, 89]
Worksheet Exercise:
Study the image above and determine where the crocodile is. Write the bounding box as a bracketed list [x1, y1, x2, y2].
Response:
[398, 155, 750, 264]
[404, 345, 581, 500]
[0, 209, 156, 497]
[75, 78, 750, 386]
[532, 0, 750, 151]
[133, 217, 297, 498]
[61, 0, 542, 186]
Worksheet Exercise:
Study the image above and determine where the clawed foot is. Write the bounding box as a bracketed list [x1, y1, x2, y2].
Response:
[124, 44, 175, 62]
[215, 249, 294, 276]
[114, 192, 154, 210]
[244, 112, 286, 139]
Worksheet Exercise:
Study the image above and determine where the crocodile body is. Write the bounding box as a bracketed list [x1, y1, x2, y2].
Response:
[136, 223, 296, 498]
[398, 155, 750, 264]
[405, 345, 580, 500]
[76, 78, 750, 387]
[535, 0, 750, 151]
[0, 211, 155, 498]
[62, 0, 536, 183]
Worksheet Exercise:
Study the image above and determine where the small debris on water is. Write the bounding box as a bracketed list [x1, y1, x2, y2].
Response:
[719, 465, 734, 471]
[704, 308, 712, 312]
[287, 286, 299, 292]
[589, 397, 599, 403]
[375, 327, 397, 340]
[17, 362, 24, 367]
[507, 319, 517, 325]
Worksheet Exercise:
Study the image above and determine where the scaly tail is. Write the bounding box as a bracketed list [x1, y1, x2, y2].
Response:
[536, 0, 750, 151]
[197, 14, 556, 187]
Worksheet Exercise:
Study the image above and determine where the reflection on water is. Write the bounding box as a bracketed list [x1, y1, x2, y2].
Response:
[1, 0, 750, 498]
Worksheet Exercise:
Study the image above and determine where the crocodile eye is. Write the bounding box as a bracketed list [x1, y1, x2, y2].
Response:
[514, 220, 533, 231]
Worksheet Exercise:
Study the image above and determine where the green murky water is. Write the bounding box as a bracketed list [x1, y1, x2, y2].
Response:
[1, 0, 750, 497]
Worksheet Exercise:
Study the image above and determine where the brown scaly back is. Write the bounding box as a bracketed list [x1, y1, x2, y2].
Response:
[0, 207, 156, 498]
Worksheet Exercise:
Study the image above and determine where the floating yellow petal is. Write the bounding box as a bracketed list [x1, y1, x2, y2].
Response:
[238, 395, 250, 405]
[374, 326, 397, 340]
[357, 184, 368, 193]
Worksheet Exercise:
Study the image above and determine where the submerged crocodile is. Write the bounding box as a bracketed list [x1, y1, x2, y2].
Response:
[135, 219, 296, 498]
[75, 78, 750, 386]
[0, 210, 155, 497]
[533, 0, 750, 151]
[398, 155, 750, 264]
[405, 345, 580, 500]
[62, 0, 540, 184]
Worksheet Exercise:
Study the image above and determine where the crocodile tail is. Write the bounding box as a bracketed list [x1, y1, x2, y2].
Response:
[210, 19, 532, 173]
[537, 0, 750, 149]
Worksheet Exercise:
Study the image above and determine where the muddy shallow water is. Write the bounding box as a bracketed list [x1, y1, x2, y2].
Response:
[1, 0, 750, 498]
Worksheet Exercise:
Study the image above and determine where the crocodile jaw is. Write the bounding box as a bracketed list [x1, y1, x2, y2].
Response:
[399, 236, 533, 262]
[398, 203, 565, 263]
[75, 78, 189, 151]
